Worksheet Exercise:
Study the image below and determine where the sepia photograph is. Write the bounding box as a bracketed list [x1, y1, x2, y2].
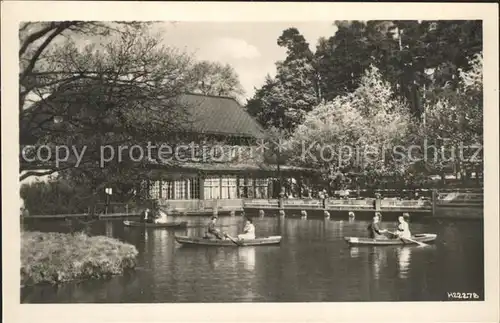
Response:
[2, 1, 499, 322]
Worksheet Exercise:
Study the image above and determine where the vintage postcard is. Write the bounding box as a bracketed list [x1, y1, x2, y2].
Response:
[2, 1, 499, 322]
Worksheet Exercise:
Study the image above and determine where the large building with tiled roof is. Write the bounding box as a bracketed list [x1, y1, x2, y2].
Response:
[174, 93, 266, 139]
[143, 93, 314, 212]
[20, 89, 315, 212]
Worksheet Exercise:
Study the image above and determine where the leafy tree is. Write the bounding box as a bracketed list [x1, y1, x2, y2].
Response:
[314, 20, 482, 118]
[277, 27, 313, 62]
[314, 21, 372, 102]
[20, 176, 96, 215]
[245, 75, 287, 128]
[245, 28, 318, 130]
[422, 52, 483, 184]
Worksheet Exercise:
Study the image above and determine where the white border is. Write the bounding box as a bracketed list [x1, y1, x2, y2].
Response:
[2, 2, 499, 322]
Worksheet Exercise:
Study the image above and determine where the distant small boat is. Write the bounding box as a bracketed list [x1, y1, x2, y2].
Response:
[344, 233, 437, 246]
[175, 235, 282, 247]
[123, 220, 188, 229]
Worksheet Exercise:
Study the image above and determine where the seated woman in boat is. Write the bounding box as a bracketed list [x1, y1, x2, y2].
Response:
[367, 213, 388, 240]
[154, 209, 168, 224]
[237, 218, 256, 240]
[206, 216, 225, 240]
[394, 216, 411, 239]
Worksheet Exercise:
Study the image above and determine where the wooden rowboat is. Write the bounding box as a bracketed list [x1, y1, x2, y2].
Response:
[123, 220, 187, 229]
[175, 235, 282, 247]
[344, 233, 437, 246]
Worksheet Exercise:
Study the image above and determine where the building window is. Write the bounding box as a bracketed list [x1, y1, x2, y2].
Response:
[149, 181, 161, 199]
[204, 177, 221, 200]
[189, 178, 200, 199]
[221, 177, 237, 199]
[160, 179, 200, 200]
[174, 180, 186, 199]
[161, 181, 172, 199]
[255, 178, 269, 199]
[239, 178, 254, 199]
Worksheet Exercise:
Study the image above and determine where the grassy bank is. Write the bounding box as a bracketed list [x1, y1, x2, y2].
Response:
[21, 231, 138, 286]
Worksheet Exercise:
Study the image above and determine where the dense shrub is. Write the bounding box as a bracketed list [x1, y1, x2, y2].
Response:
[21, 231, 138, 286]
[20, 177, 97, 215]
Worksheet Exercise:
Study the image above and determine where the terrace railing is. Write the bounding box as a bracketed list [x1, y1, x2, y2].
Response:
[243, 199, 280, 209]
[158, 198, 244, 212]
[436, 192, 483, 207]
[380, 199, 432, 209]
[283, 199, 323, 209]
[326, 199, 374, 209]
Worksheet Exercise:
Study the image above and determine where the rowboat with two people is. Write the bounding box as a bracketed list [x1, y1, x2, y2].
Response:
[175, 215, 282, 247]
[344, 233, 437, 246]
[175, 235, 282, 246]
[344, 213, 437, 246]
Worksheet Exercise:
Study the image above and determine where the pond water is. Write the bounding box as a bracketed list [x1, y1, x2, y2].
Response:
[21, 212, 484, 302]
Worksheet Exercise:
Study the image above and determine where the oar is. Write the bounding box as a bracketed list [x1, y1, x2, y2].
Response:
[224, 233, 243, 246]
[386, 231, 428, 247]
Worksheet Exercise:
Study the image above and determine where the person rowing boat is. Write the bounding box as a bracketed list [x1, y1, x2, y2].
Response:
[237, 218, 256, 240]
[140, 208, 154, 223]
[367, 213, 388, 240]
[205, 216, 225, 240]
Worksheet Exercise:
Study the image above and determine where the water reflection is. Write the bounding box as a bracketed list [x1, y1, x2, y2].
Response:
[324, 220, 344, 237]
[277, 216, 286, 236]
[349, 247, 360, 258]
[370, 247, 387, 281]
[396, 247, 412, 279]
[152, 229, 169, 257]
[205, 248, 222, 270]
[105, 221, 113, 237]
[237, 247, 256, 271]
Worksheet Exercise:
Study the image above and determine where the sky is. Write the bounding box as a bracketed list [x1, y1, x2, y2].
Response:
[153, 22, 338, 100]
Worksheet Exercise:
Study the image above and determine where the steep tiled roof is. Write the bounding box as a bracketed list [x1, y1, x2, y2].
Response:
[176, 93, 265, 139]
[20, 92, 266, 144]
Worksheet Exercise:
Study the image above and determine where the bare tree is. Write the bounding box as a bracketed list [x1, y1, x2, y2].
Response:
[19, 21, 150, 111]
[188, 61, 245, 98]
[19, 22, 197, 181]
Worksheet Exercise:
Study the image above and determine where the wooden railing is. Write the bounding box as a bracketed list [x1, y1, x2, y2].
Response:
[158, 199, 244, 212]
[327, 199, 374, 208]
[436, 192, 483, 207]
[243, 199, 279, 209]
[381, 199, 431, 208]
[284, 199, 323, 209]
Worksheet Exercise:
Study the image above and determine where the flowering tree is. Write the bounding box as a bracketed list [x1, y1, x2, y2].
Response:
[287, 65, 413, 189]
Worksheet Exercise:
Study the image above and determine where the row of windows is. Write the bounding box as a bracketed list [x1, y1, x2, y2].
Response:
[147, 177, 271, 200]
[148, 179, 200, 200]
